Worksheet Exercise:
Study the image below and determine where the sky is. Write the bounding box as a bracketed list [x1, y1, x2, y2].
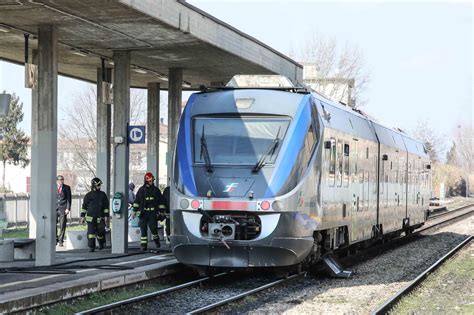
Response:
[0, 0, 472, 145]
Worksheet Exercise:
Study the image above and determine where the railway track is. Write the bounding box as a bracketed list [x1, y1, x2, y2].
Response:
[76, 270, 304, 314]
[75, 205, 473, 315]
[368, 205, 473, 314]
[426, 203, 473, 221]
[422, 204, 473, 232]
[371, 235, 472, 315]
[185, 272, 305, 314]
[75, 273, 228, 315]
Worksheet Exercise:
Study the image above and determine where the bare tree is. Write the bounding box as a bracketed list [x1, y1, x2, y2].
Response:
[59, 86, 147, 190]
[411, 119, 446, 162]
[295, 33, 370, 106]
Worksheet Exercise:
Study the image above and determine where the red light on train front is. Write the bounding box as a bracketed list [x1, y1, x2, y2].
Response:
[191, 200, 200, 209]
[260, 201, 270, 210]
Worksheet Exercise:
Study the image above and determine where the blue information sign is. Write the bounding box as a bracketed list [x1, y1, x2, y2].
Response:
[128, 125, 146, 144]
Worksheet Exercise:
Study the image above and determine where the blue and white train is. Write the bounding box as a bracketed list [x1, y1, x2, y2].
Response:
[169, 75, 431, 270]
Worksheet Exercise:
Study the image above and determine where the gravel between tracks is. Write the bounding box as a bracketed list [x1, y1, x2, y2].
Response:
[115, 272, 277, 314]
[220, 215, 474, 314]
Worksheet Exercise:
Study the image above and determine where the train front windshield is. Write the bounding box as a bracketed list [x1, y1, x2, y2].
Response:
[193, 117, 290, 165]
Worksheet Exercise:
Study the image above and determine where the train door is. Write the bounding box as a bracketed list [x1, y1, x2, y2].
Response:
[402, 155, 408, 219]
[393, 154, 406, 218]
[350, 139, 362, 242]
[406, 156, 414, 219]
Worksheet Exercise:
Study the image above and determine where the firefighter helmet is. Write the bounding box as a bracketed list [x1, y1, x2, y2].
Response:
[144, 172, 154, 183]
[91, 177, 102, 191]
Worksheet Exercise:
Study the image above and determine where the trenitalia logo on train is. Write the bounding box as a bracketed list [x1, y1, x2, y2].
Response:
[169, 75, 431, 274]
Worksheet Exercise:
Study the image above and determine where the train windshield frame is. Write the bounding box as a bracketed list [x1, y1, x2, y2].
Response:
[193, 116, 290, 166]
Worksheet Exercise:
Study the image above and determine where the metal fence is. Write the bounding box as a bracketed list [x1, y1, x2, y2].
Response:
[0, 193, 87, 227]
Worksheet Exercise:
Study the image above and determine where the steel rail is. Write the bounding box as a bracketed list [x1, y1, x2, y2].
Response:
[186, 272, 306, 315]
[75, 273, 228, 315]
[372, 235, 472, 315]
[427, 204, 473, 221]
[420, 205, 473, 234]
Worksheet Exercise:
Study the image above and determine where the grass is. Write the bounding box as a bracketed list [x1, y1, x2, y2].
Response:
[33, 282, 168, 315]
[391, 242, 474, 314]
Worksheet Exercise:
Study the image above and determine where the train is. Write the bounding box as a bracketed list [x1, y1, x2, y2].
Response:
[168, 75, 431, 271]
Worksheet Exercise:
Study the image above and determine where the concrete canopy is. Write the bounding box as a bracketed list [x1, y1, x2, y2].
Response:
[0, 0, 303, 88]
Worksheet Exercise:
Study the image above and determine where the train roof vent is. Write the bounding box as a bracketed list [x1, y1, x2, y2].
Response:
[226, 75, 295, 88]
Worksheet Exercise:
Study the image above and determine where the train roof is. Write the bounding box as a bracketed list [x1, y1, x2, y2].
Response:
[190, 82, 428, 158]
[311, 93, 429, 157]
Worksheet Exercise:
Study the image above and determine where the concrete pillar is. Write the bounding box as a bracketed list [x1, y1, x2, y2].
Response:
[147, 82, 160, 178]
[167, 68, 182, 185]
[96, 67, 112, 199]
[111, 50, 130, 254]
[34, 25, 58, 266]
[29, 49, 38, 239]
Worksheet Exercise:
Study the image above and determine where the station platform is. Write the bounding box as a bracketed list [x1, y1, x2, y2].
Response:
[0, 244, 182, 313]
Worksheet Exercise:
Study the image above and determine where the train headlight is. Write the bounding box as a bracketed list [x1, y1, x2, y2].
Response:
[222, 225, 233, 237]
[272, 200, 283, 211]
[260, 201, 270, 210]
[180, 199, 190, 209]
[191, 200, 200, 209]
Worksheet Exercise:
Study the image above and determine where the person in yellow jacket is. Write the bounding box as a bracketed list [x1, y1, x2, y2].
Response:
[132, 172, 166, 251]
[80, 177, 110, 252]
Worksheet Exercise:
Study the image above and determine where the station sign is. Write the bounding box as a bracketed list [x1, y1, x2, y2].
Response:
[128, 125, 146, 144]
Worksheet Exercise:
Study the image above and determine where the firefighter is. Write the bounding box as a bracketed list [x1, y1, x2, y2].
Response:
[80, 177, 110, 252]
[132, 172, 166, 251]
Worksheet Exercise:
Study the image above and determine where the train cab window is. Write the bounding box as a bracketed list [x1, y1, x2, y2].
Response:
[337, 140, 343, 187]
[343, 143, 350, 187]
[329, 138, 336, 186]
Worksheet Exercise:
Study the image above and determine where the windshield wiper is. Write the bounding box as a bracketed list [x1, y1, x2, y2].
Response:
[252, 127, 281, 173]
[200, 125, 213, 173]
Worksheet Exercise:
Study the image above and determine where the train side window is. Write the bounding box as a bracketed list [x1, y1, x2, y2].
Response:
[395, 158, 399, 185]
[344, 143, 350, 187]
[329, 138, 336, 186]
[361, 171, 365, 209]
[337, 140, 343, 187]
[353, 140, 358, 181]
[365, 171, 370, 210]
[302, 125, 316, 166]
[380, 158, 385, 194]
[408, 162, 411, 193]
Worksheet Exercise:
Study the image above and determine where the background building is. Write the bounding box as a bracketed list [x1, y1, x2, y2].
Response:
[0, 123, 168, 193]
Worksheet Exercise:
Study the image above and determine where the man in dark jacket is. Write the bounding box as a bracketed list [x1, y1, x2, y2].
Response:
[132, 172, 166, 251]
[56, 175, 72, 247]
[80, 177, 110, 252]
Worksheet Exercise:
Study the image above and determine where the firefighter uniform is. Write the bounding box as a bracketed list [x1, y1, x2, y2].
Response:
[133, 182, 166, 250]
[81, 179, 110, 251]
